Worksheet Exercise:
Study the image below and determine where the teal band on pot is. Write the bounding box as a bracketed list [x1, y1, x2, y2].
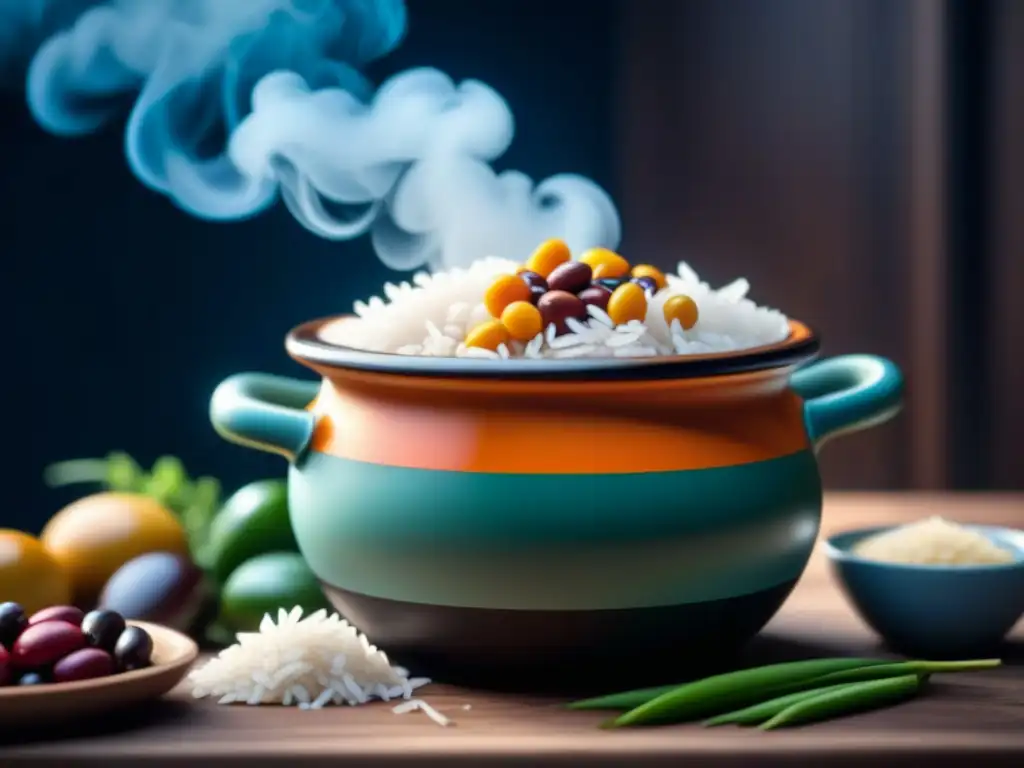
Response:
[289, 451, 822, 610]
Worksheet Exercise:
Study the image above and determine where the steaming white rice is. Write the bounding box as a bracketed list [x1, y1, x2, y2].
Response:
[852, 517, 1017, 566]
[320, 257, 790, 359]
[188, 607, 430, 710]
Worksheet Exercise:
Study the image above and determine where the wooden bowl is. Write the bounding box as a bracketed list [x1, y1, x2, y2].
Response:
[0, 620, 198, 727]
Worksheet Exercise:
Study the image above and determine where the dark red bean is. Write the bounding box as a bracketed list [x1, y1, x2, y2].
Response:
[11, 620, 86, 668]
[537, 290, 588, 335]
[518, 270, 548, 291]
[528, 284, 547, 304]
[546, 261, 593, 295]
[0, 602, 26, 650]
[0, 645, 10, 686]
[28, 605, 85, 628]
[578, 285, 613, 312]
[631, 276, 659, 295]
[53, 648, 115, 683]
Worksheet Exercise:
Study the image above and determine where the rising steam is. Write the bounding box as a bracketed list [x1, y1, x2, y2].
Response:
[16, 0, 621, 270]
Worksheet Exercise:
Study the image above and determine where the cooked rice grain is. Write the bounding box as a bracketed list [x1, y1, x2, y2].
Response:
[320, 257, 790, 358]
[392, 699, 453, 727]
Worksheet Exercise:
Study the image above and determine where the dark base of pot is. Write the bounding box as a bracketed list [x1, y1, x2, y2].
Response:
[320, 579, 798, 694]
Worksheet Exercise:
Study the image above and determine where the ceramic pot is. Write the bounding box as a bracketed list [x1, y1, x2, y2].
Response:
[210, 318, 902, 682]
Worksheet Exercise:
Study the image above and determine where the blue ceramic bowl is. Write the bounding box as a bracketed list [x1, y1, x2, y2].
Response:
[824, 525, 1024, 658]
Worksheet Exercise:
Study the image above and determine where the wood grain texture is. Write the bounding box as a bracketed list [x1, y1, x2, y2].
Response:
[987, 0, 1024, 490]
[614, 0, 943, 490]
[907, 0, 950, 489]
[2, 494, 1022, 766]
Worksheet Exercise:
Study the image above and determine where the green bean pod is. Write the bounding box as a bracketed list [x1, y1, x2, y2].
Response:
[571, 658, 890, 712]
[567, 684, 678, 712]
[600, 658, 892, 726]
[702, 682, 858, 727]
[759, 674, 923, 730]
[703, 658, 1002, 727]
[798, 658, 1000, 688]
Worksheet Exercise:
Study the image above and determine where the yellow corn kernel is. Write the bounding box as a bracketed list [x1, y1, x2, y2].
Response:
[607, 282, 648, 325]
[484, 274, 532, 318]
[663, 294, 699, 330]
[465, 319, 511, 351]
[501, 301, 544, 342]
[524, 239, 571, 278]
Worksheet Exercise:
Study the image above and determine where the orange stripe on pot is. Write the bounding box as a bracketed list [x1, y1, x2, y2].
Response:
[305, 367, 811, 474]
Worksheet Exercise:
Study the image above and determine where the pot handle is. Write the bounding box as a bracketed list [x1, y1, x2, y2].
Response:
[210, 373, 320, 462]
[789, 354, 904, 450]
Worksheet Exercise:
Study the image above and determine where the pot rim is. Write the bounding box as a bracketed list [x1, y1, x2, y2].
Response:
[285, 316, 820, 381]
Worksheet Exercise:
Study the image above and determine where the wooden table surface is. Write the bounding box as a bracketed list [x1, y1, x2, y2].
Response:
[2, 493, 1022, 766]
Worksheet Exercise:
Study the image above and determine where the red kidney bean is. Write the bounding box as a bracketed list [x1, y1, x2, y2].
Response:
[578, 284, 613, 312]
[0, 645, 10, 686]
[53, 648, 115, 683]
[537, 290, 588, 335]
[11, 620, 86, 668]
[546, 261, 593, 294]
[28, 605, 85, 628]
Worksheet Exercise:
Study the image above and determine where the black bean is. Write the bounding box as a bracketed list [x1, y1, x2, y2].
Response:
[518, 270, 548, 291]
[631, 276, 659, 295]
[81, 610, 127, 653]
[0, 602, 26, 650]
[114, 626, 154, 672]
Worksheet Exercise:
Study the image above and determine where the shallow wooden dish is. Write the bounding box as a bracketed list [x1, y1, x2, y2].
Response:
[0, 621, 198, 727]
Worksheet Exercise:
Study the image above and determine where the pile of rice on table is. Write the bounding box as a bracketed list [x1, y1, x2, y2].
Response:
[189, 608, 450, 723]
[320, 240, 790, 359]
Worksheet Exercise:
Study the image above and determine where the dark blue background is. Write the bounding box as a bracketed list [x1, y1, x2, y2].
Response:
[3, 0, 618, 533]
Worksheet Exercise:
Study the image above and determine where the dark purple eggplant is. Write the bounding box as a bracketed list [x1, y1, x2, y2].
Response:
[99, 551, 207, 632]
